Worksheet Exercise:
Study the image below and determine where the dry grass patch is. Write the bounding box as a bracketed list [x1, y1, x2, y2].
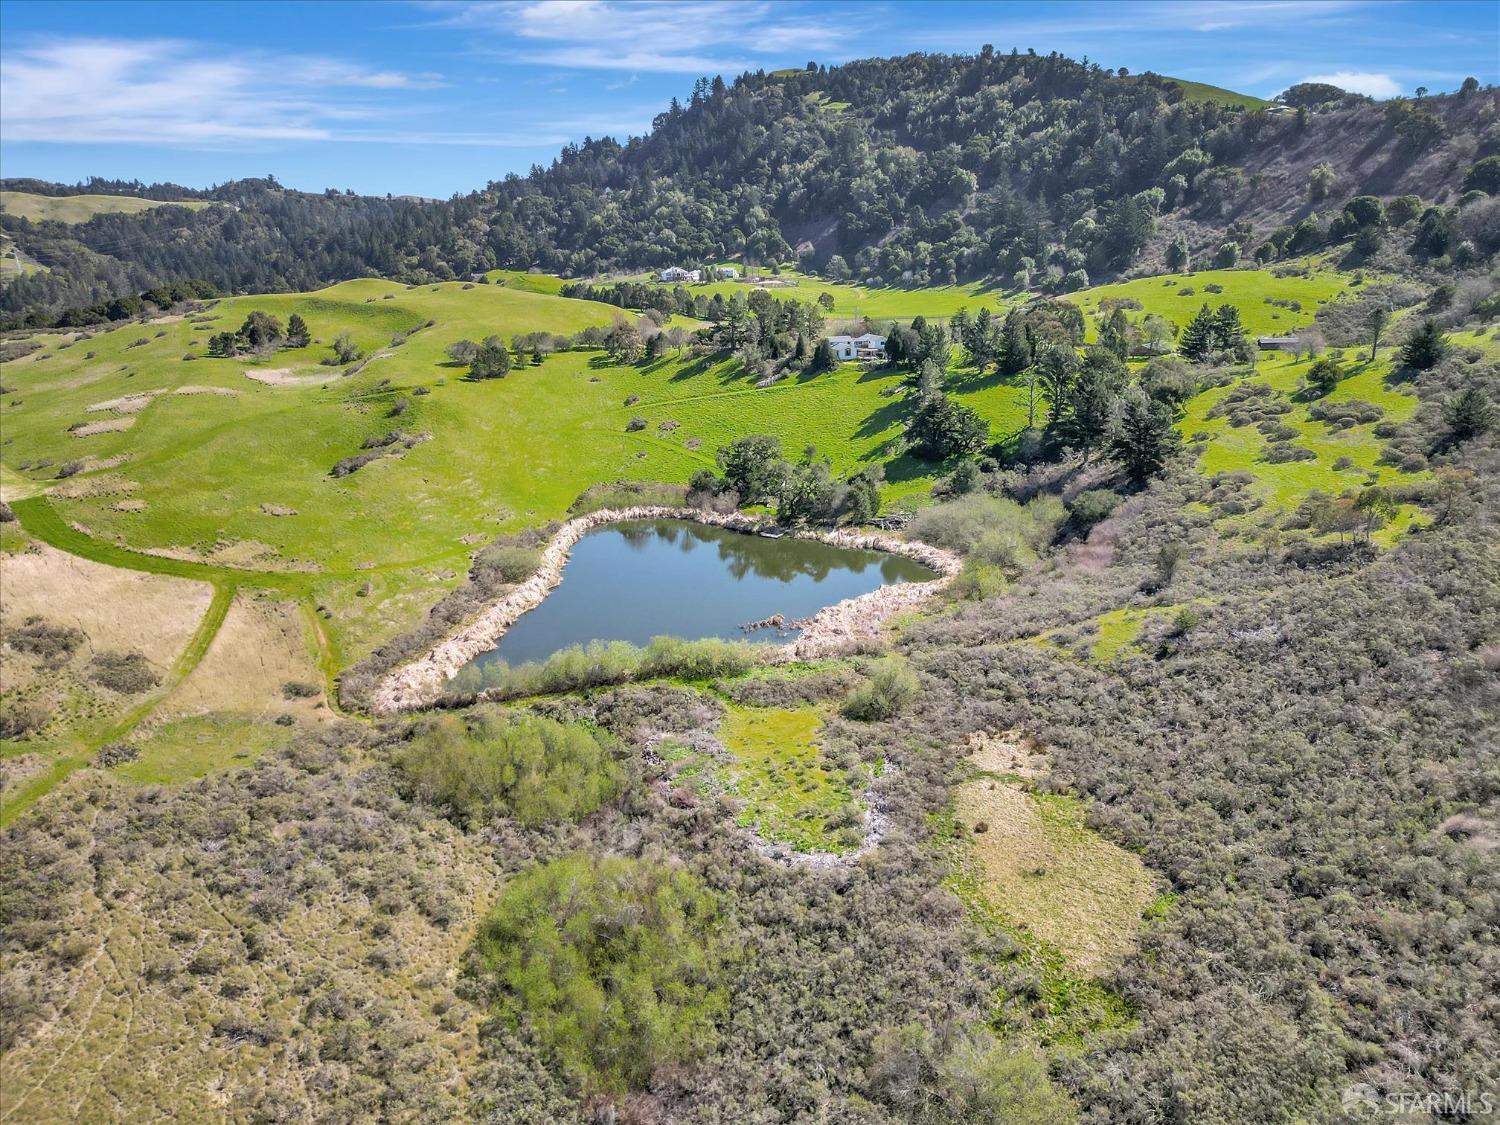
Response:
[966, 729, 1051, 779]
[52, 474, 139, 499]
[242, 367, 341, 387]
[953, 778, 1157, 976]
[159, 595, 329, 724]
[69, 417, 135, 437]
[173, 384, 240, 397]
[0, 541, 211, 667]
[85, 391, 161, 414]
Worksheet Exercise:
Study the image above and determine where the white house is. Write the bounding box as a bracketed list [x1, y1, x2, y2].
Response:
[658, 267, 701, 283]
[826, 332, 887, 361]
[716, 266, 740, 279]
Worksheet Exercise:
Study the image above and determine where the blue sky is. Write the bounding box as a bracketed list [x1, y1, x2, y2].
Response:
[1, 0, 1496, 198]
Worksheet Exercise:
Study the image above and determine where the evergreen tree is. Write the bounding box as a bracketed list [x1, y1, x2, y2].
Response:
[997, 308, 1030, 375]
[1400, 318, 1447, 370]
[810, 338, 837, 372]
[286, 313, 310, 348]
[1035, 341, 1079, 423]
[1099, 307, 1130, 360]
[1178, 303, 1216, 362]
[1060, 359, 1119, 460]
[1210, 304, 1246, 351]
[1444, 387, 1494, 443]
[905, 391, 988, 460]
[1110, 385, 1181, 486]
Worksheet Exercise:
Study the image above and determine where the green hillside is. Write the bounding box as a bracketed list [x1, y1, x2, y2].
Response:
[0, 190, 215, 223]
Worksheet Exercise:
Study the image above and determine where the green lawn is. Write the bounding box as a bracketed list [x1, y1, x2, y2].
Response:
[1153, 77, 1274, 111]
[0, 190, 214, 223]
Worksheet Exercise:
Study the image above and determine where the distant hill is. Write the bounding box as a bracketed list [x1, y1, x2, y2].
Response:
[1, 50, 1493, 325]
[0, 191, 213, 224]
[1151, 76, 1274, 110]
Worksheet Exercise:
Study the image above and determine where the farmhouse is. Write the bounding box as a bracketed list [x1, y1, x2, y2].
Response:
[1256, 335, 1300, 352]
[659, 266, 701, 282]
[827, 332, 887, 361]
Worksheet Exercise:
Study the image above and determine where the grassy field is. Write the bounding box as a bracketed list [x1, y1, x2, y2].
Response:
[1153, 77, 1274, 111]
[951, 775, 1158, 977]
[1069, 265, 1351, 338]
[0, 276, 1037, 661]
[717, 704, 865, 852]
[619, 267, 1008, 323]
[0, 190, 214, 223]
[0, 260, 1425, 717]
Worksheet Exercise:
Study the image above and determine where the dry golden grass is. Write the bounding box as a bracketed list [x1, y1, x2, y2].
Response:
[69, 417, 135, 437]
[965, 729, 1051, 779]
[0, 541, 211, 667]
[158, 594, 330, 723]
[953, 777, 1157, 976]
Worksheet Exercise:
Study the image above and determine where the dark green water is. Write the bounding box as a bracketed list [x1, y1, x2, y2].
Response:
[462, 519, 935, 671]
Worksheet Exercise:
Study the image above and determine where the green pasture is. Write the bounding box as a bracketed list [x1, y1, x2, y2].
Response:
[0, 190, 214, 223]
[619, 267, 1008, 323]
[1070, 265, 1352, 338]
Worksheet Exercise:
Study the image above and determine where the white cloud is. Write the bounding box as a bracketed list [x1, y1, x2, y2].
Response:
[422, 0, 851, 73]
[1300, 70, 1404, 97]
[0, 37, 440, 146]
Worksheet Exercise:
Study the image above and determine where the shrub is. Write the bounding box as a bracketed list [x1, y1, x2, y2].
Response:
[396, 713, 620, 827]
[0, 702, 51, 740]
[281, 681, 320, 699]
[1068, 489, 1121, 532]
[6, 617, 84, 665]
[94, 742, 140, 766]
[843, 656, 921, 721]
[626, 416, 648, 432]
[85, 651, 161, 694]
[473, 853, 724, 1093]
[447, 636, 767, 700]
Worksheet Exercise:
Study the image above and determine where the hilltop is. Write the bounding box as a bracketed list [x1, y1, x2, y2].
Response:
[3, 51, 1495, 326]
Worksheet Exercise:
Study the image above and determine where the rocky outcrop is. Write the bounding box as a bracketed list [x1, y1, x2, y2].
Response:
[371, 506, 961, 714]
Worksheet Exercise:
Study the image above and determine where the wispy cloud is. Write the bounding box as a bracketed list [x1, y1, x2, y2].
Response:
[0, 37, 442, 146]
[1300, 70, 1404, 97]
[420, 0, 853, 73]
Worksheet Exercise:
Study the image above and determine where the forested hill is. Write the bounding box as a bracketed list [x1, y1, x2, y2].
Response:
[3, 49, 1497, 324]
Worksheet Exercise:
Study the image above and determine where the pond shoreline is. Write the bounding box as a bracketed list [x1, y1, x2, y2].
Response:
[370, 506, 960, 714]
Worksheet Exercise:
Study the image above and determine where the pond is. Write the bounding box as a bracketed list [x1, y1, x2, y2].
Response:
[458, 518, 936, 673]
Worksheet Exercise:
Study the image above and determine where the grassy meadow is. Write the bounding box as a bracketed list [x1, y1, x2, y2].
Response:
[1, 257, 1452, 821]
[0, 190, 215, 223]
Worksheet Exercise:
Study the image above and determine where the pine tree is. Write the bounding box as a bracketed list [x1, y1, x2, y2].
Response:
[1110, 385, 1181, 486]
[1177, 303, 1216, 362]
[1444, 387, 1494, 443]
[997, 309, 1029, 375]
[1210, 304, 1245, 351]
[1400, 318, 1447, 371]
[286, 313, 310, 348]
[1099, 307, 1130, 359]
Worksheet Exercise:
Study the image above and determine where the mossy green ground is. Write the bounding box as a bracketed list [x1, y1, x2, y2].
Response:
[716, 704, 865, 852]
[0, 190, 215, 223]
[113, 712, 290, 784]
